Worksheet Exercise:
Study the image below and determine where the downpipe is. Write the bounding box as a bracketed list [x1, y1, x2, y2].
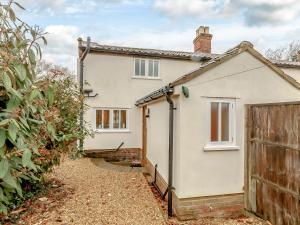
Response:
[166, 92, 174, 217]
[79, 37, 91, 151]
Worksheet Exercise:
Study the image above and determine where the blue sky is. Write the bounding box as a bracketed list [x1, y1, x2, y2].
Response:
[17, 0, 300, 71]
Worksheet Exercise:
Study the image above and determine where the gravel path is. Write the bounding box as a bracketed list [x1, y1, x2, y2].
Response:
[21, 158, 269, 225]
[35, 158, 166, 225]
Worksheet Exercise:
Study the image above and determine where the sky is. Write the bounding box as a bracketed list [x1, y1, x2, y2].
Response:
[16, 0, 300, 72]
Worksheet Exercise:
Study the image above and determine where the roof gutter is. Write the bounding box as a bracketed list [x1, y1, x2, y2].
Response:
[79, 37, 91, 150]
[135, 85, 173, 106]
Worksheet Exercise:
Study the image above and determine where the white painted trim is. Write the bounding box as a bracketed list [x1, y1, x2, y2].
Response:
[133, 57, 160, 78]
[94, 106, 132, 109]
[131, 76, 162, 80]
[203, 145, 240, 151]
[94, 108, 130, 131]
[201, 96, 241, 99]
[94, 129, 130, 133]
[207, 98, 237, 149]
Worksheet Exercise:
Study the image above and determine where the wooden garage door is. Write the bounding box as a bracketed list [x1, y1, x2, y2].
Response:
[245, 103, 300, 225]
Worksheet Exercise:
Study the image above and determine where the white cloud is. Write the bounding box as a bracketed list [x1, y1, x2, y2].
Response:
[103, 29, 194, 52]
[18, 0, 65, 14]
[19, 0, 65, 9]
[64, 0, 97, 14]
[18, 0, 98, 15]
[18, 0, 142, 15]
[235, 0, 300, 26]
[154, 0, 230, 18]
[41, 25, 82, 72]
[154, 0, 300, 26]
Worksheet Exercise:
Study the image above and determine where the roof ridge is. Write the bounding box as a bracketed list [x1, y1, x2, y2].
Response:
[87, 42, 195, 54]
[79, 39, 300, 67]
[79, 39, 219, 60]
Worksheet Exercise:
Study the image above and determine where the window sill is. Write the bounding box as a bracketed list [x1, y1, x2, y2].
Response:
[94, 129, 130, 133]
[203, 145, 240, 151]
[132, 76, 161, 80]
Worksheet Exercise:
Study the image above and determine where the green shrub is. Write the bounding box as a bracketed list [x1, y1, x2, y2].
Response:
[0, 1, 90, 214]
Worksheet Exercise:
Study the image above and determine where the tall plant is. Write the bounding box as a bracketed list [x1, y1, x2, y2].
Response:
[0, 1, 89, 214]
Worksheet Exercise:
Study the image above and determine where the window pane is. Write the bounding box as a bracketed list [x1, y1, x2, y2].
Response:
[103, 110, 110, 129]
[154, 61, 159, 77]
[113, 110, 120, 129]
[211, 102, 219, 142]
[148, 60, 153, 76]
[140, 59, 145, 76]
[96, 110, 102, 129]
[121, 110, 127, 129]
[221, 103, 230, 141]
[135, 59, 140, 76]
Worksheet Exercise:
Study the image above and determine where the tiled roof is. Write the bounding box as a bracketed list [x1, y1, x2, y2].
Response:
[271, 59, 300, 68]
[79, 40, 218, 60]
[79, 40, 300, 68]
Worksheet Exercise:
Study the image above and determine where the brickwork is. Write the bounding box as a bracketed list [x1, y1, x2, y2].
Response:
[173, 193, 244, 220]
[84, 148, 141, 162]
[193, 34, 212, 53]
[145, 158, 168, 194]
[145, 158, 244, 220]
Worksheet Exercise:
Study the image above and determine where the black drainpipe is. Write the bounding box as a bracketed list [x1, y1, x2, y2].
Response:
[79, 37, 91, 150]
[166, 88, 174, 217]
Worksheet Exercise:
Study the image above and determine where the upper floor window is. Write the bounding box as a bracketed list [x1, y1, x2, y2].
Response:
[134, 58, 159, 78]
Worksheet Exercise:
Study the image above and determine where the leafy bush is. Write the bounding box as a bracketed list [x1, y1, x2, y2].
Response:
[0, 1, 90, 214]
[36, 69, 92, 160]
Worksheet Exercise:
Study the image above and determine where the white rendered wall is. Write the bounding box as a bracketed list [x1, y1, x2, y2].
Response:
[82, 49, 300, 199]
[146, 97, 181, 193]
[173, 51, 300, 198]
[82, 53, 200, 150]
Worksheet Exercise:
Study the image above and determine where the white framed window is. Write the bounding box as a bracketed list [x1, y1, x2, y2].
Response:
[134, 58, 160, 78]
[204, 99, 239, 151]
[95, 108, 129, 132]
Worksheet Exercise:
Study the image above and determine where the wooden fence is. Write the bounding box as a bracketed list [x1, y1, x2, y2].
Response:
[245, 102, 300, 225]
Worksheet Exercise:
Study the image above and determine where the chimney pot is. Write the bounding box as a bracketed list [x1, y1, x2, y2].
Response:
[193, 26, 213, 53]
[198, 26, 205, 34]
[204, 26, 209, 34]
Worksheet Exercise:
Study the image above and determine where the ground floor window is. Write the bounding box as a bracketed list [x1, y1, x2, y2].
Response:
[209, 99, 235, 145]
[96, 108, 128, 131]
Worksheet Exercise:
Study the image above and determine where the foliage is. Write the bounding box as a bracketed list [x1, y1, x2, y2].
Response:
[0, 1, 90, 214]
[265, 41, 300, 62]
[36, 69, 92, 159]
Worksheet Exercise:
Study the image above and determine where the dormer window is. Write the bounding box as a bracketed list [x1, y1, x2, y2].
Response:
[134, 58, 160, 78]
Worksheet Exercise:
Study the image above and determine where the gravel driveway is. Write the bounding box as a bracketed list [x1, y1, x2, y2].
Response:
[22, 158, 268, 225]
[37, 158, 165, 225]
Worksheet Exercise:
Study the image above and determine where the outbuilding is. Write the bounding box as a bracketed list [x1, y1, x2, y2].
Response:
[135, 41, 300, 219]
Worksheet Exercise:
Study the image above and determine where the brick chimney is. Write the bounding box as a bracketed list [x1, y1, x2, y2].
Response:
[193, 26, 213, 53]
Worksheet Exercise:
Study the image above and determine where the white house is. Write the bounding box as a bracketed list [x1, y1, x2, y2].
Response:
[78, 26, 300, 219]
